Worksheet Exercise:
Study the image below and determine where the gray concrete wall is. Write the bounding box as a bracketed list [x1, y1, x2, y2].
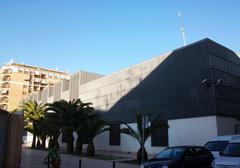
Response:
[69, 71, 103, 100]
[79, 52, 170, 112]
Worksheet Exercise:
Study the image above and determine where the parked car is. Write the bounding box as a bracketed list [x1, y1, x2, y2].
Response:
[204, 135, 240, 158]
[211, 138, 240, 168]
[140, 146, 213, 168]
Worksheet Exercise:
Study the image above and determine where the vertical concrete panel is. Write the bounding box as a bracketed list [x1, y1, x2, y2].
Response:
[79, 71, 103, 85]
[31, 93, 38, 101]
[54, 81, 62, 101]
[42, 87, 48, 104]
[69, 72, 81, 100]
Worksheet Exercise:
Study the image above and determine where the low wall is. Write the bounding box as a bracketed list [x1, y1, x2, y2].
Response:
[0, 109, 23, 168]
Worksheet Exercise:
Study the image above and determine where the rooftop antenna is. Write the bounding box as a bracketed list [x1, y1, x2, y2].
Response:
[178, 12, 187, 46]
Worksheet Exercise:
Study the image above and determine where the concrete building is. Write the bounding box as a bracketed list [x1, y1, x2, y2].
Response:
[0, 61, 70, 111]
[30, 39, 240, 154]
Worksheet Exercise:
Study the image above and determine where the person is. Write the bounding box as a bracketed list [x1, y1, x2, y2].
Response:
[45, 140, 61, 168]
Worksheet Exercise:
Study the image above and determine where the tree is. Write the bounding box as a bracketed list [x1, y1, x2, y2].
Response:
[74, 102, 94, 154]
[47, 99, 82, 154]
[22, 100, 46, 149]
[77, 112, 109, 156]
[43, 112, 62, 147]
[120, 112, 168, 163]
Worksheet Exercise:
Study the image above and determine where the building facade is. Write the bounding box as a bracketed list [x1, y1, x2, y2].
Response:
[29, 39, 240, 154]
[0, 61, 70, 111]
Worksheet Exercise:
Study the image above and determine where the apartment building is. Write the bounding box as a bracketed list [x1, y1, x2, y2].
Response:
[0, 61, 70, 111]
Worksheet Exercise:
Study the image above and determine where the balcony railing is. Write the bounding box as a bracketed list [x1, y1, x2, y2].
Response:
[0, 89, 9, 95]
[2, 70, 12, 75]
[0, 97, 9, 103]
[1, 83, 10, 89]
[2, 76, 11, 81]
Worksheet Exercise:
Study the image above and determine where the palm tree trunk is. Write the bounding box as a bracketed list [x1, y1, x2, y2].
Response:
[66, 128, 74, 154]
[87, 140, 95, 156]
[31, 134, 36, 148]
[41, 136, 46, 149]
[36, 138, 41, 149]
[137, 146, 148, 163]
[75, 133, 83, 154]
[53, 135, 59, 147]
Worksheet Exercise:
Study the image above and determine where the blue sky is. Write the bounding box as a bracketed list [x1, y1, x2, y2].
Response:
[0, 0, 239, 75]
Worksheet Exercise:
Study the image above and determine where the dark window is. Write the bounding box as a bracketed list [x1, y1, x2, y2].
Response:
[204, 141, 228, 151]
[151, 120, 168, 146]
[109, 124, 120, 146]
[184, 148, 196, 159]
[194, 147, 210, 156]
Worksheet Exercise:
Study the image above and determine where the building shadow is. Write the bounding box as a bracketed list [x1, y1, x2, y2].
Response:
[98, 38, 240, 123]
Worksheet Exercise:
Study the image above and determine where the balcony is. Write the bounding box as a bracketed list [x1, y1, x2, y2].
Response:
[1, 82, 10, 89]
[2, 75, 11, 81]
[0, 89, 9, 96]
[2, 69, 12, 75]
[0, 104, 8, 110]
[34, 78, 41, 83]
[0, 97, 9, 103]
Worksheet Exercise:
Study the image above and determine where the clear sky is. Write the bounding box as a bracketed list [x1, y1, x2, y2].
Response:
[0, 0, 239, 75]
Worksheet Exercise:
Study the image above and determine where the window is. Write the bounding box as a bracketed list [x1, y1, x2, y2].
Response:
[155, 147, 185, 160]
[184, 148, 196, 159]
[223, 143, 240, 157]
[151, 120, 168, 146]
[109, 124, 120, 146]
[194, 147, 209, 157]
[204, 141, 229, 151]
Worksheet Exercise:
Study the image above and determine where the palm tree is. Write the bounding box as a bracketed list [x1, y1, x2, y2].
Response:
[43, 112, 62, 146]
[77, 112, 109, 156]
[47, 99, 82, 154]
[74, 102, 94, 154]
[120, 112, 168, 163]
[22, 100, 46, 148]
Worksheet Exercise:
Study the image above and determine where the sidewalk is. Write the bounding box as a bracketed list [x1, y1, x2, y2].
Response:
[21, 147, 139, 168]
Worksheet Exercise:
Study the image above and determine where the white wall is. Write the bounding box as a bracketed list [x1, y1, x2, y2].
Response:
[168, 116, 218, 146]
[94, 123, 165, 155]
[94, 116, 220, 155]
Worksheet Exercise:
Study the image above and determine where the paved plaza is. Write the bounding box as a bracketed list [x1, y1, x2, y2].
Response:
[21, 147, 139, 168]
